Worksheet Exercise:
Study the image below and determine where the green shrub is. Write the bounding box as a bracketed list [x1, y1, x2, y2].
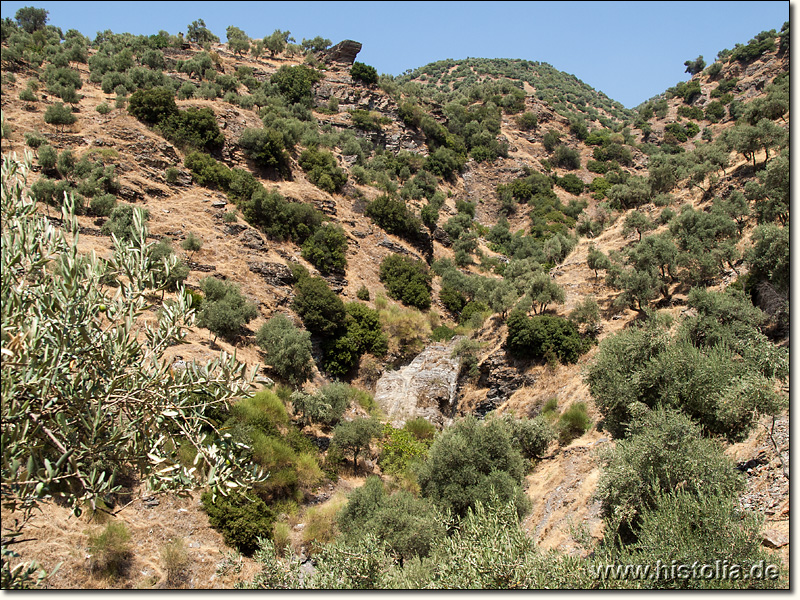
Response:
[239, 128, 290, 174]
[321, 301, 388, 377]
[256, 314, 314, 386]
[356, 285, 370, 301]
[201, 491, 276, 556]
[416, 415, 530, 519]
[301, 224, 348, 274]
[24, 131, 46, 149]
[196, 277, 259, 342]
[127, 87, 177, 123]
[43, 102, 76, 131]
[101, 204, 150, 241]
[555, 173, 584, 195]
[364, 194, 423, 242]
[332, 417, 382, 473]
[87, 521, 132, 579]
[595, 407, 743, 542]
[556, 402, 591, 444]
[350, 61, 378, 85]
[497, 414, 554, 459]
[161, 107, 225, 153]
[299, 147, 347, 194]
[95, 102, 111, 115]
[184, 151, 232, 190]
[270, 64, 323, 106]
[506, 310, 589, 364]
[379, 254, 432, 310]
[291, 272, 346, 337]
[88, 193, 116, 217]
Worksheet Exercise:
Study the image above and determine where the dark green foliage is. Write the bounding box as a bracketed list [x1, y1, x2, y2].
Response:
[196, 277, 258, 341]
[553, 145, 580, 170]
[184, 151, 232, 189]
[270, 64, 322, 106]
[321, 302, 388, 377]
[201, 491, 276, 556]
[495, 414, 554, 460]
[729, 29, 777, 63]
[515, 111, 538, 131]
[256, 314, 314, 386]
[127, 87, 177, 123]
[746, 223, 789, 296]
[416, 415, 530, 519]
[350, 61, 378, 85]
[542, 129, 561, 152]
[379, 254, 432, 310]
[356, 285, 370, 301]
[291, 272, 346, 337]
[299, 147, 347, 194]
[332, 417, 381, 473]
[101, 204, 149, 241]
[186, 19, 219, 44]
[554, 172, 584, 194]
[239, 128, 290, 173]
[424, 146, 464, 180]
[595, 407, 743, 541]
[364, 194, 423, 241]
[43, 102, 76, 130]
[338, 477, 444, 560]
[683, 55, 705, 75]
[161, 107, 225, 153]
[506, 310, 589, 364]
[301, 224, 348, 274]
[88, 193, 116, 217]
[439, 284, 467, 315]
[14, 6, 48, 33]
[676, 105, 704, 120]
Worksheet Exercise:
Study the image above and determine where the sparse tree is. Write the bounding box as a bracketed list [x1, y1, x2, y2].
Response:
[181, 232, 203, 258]
[226, 25, 250, 56]
[683, 55, 706, 75]
[333, 417, 381, 474]
[43, 102, 76, 132]
[14, 6, 48, 33]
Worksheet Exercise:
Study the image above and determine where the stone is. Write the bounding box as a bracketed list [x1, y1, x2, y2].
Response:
[761, 530, 789, 549]
[248, 261, 295, 287]
[374, 337, 463, 427]
[319, 40, 362, 65]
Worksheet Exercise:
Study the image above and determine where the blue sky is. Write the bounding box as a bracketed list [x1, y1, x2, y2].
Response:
[0, 1, 789, 108]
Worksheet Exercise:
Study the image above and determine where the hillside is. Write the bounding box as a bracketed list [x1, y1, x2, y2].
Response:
[0, 13, 789, 589]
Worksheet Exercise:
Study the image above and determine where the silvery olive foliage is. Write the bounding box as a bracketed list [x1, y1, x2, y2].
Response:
[1, 153, 266, 587]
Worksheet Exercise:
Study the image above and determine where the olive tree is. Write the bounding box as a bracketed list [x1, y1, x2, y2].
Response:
[1, 154, 265, 588]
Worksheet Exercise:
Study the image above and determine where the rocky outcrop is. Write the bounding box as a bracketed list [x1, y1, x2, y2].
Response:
[319, 40, 362, 65]
[473, 350, 537, 416]
[247, 261, 295, 287]
[374, 337, 463, 427]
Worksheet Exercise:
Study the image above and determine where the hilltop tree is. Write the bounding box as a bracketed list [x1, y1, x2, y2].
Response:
[226, 25, 250, 56]
[187, 19, 219, 45]
[301, 36, 332, 53]
[683, 55, 706, 75]
[14, 6, 48, 33]
[351, 61, 378, 85]
[264, 29, 293, 56]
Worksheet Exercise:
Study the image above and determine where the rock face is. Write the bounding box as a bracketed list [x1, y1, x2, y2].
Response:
[320, 40, 362, 65]
[374, 338, 463, 427]
[473, 350, 537, 416]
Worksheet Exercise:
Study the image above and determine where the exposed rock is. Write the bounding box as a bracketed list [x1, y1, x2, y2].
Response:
[374, 337, 463, 427]
[474, 350, 537, 416]
[248, 261, 295, 287]
[319, 40, 362, 65]
[322, 273, 347, 294]
[761, 530, 789, 549]
[432, 227, 451, 247]
[239, 229, 266, 250]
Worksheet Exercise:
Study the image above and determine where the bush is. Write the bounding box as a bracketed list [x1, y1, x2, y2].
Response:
[184, 151, 232, 190]
[256, 314, 314, 386]
[416, 415, 530, 519]
[556, 402, 591, 444]
[88, 193, 116, 217]
[595, 407, 743, 542]
[87, 521, 132, 579]
[299, 147, 347, 194]
[201, 491, 276, 556]
[356, 285, 370, 301]
[496, 414, 554, 460]
[161, 107, 225, 153]
[43, 102, 76, 131]
[332, 417, 381, 473]
[553, 145, 581, 170]
[350, 61, 378, 85]
[379, 254, 432, 310]
[101, 204, 150, 241]
[506, 310, 589, 364]
[239, 128, 290, 174]
[555, 173, 584, 195]
[301, 224, 348, 274]
[364, 195, 422, 242]
[127, 87, 177, 123]
[292, 271, 346, 336]
[196, 277, 259, 342]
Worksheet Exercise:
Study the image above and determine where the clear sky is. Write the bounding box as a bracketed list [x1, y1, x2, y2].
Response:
[0, 1, 790, 108]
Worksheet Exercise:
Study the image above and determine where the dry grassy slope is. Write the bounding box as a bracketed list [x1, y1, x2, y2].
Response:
[0, 38, 788, 587]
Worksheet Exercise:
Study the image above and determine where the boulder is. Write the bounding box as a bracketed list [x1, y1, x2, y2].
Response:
[319, 40, 362, 65]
